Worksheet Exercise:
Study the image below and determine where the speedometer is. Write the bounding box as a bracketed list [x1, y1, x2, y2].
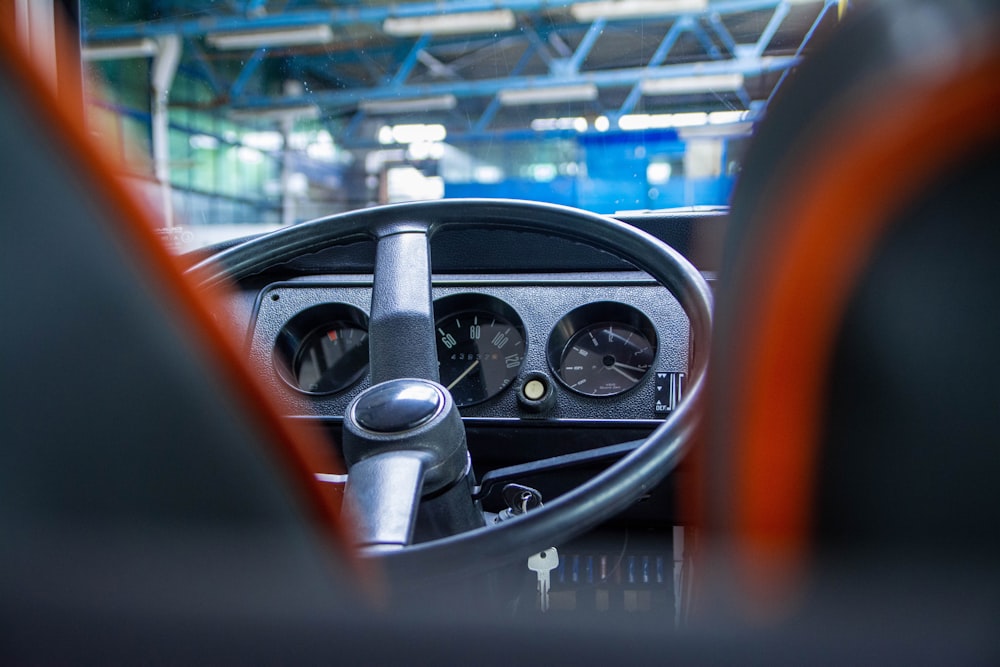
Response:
[434, 294, 526, 407]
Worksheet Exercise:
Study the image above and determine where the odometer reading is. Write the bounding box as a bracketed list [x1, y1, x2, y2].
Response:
[435, 309, 525, 407]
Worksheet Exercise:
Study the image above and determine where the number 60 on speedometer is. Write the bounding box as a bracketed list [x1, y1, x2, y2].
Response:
[433, 294, 527, 407]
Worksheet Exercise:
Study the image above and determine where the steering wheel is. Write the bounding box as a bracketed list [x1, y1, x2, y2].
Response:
[190, 198, 712, 584]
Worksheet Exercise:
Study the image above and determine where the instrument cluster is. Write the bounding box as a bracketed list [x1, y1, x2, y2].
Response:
[251, 277, 689, 422]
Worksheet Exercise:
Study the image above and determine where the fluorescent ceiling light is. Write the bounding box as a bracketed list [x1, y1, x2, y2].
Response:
[640, 73, 745, 95]
[679, 122, 754, 139]
[669, 111, 709, 126]
[384, 10, 515, 36]
[498, 83, 598, 107]
[570, 0, 707, 21]
[618, 112, 708, 130]
[359, 94, 457, 115]
[378, 123, 447, 145]
[206, 25, 333, 50]
[228, 105, 320, 122]
[530, 117, 588, 132]
[708, 110, 749, 124]
[82, 38, 157, 61]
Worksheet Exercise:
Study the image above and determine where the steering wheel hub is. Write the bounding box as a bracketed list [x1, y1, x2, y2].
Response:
[353, 379, 444, 433]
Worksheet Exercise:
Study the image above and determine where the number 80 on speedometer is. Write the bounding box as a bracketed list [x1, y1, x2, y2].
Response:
[433, 294, 527, 407]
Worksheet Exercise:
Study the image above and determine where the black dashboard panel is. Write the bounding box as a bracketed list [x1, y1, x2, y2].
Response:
[204, 208, 727, 285]
[247, 272, 690, 424]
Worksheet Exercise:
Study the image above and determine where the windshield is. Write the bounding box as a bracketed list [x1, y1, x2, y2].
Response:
[79, 0, 841, 251]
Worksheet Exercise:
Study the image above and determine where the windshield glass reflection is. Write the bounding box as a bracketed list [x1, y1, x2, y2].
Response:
[79, 1, 841, 250]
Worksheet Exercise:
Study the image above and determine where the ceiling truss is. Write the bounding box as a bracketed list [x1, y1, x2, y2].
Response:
[84, 0, 839, 146]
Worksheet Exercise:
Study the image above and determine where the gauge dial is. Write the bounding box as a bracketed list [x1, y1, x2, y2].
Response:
[291, 323, 369, 394]
[557, 323, 654, 396]
[434, 295, 526, 406]
[274, 303, 370, 395]
[548, 302, 658, 398]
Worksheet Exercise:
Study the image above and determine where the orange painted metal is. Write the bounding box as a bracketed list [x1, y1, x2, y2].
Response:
[0, 9, 367, 581]
[725, 49, 1000, 611]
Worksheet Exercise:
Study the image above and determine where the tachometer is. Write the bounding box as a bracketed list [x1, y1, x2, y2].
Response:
[434, 294, 526, 406]
[548, 303, 657, 397]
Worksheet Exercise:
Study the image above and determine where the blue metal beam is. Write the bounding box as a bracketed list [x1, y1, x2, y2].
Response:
[357, 47, 386, 83]
[183, 37, 225, 97]
[522, 25, 557, 70]
[546, 30, 574, 59]
[434, 33, 526, 71]
[765, 0, 837, 107]
[735, 86, 753, 108]
[614, 19, 687, 119]
[416, 50, 461, 80]
[472, 39, 538, 132]
[342, 108, 368, 140]
[753, 1, 791, 57]
[473, 96, 503, 133]
[229, 47, 268, 98]
[793, 0, 838, 59]
[689, 22, 723, 60]
[567, 18, 606, 72]
[245, 0, 269, 15]
[706, 11, 738, 56]
[510, 39, 541, 78]
[649, 18, 690, 67]
[390, 34, 431, 88]
[615, 85, 644, 121]
[85, 0, 818, 41]
[87, 0, 827, 145]
[231, 54, 800, 112]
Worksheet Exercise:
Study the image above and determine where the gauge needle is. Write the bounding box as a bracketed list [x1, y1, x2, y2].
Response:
[447, 359, 480, 390]
[610, 364, 638, 383]
[613, 362, 647, 373]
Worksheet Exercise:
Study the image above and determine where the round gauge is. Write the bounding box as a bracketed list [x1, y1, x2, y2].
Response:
[287, 323, 368, 394]
[274, 304, 370, 395]
[548, 303, 658, 397]
[434, 294, 526, 407]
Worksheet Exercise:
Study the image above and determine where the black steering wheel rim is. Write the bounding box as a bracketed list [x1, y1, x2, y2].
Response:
[189, 198, 712, 585]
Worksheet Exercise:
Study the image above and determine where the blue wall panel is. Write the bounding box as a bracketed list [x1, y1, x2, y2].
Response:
[445, 130, 735, 213]
[445, 176, 577, 206]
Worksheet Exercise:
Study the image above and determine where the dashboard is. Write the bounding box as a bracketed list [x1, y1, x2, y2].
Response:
[211, 208, 723, 530]
[250, 273, 689, 423]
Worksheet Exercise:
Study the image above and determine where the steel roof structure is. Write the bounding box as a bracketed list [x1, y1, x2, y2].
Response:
[84, 0, 839, 147]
